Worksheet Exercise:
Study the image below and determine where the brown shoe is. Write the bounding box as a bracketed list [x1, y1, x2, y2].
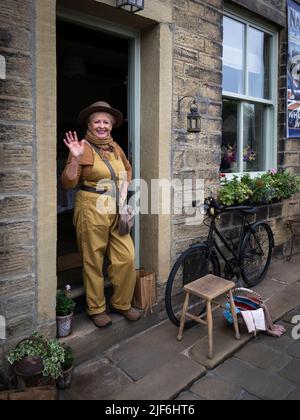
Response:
[90, 312, 112, 328]
[110, 306, 141, 321]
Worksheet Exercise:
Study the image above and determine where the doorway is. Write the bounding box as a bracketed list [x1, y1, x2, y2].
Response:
[56, 18, 138, 301]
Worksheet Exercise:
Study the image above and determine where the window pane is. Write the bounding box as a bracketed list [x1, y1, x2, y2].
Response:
[223, 17, 245, 94]
[243, 103, 265, 172]
[221, 99, 239, 173]
[248, 28, 271, 99]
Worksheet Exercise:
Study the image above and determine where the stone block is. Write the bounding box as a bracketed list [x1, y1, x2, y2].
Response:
[0, 0, 32, 29]
[174, 28, 205, 51]
[174, 46, 198, 63]
[0, 275, 35, 297]
[60, 358, 132, 401]
[0, 221, 33, 248]
[0, 99, 33, 122]
[0, 144, 33, 170]
[0, 25, 31, 52]
[0, 123, 33, 145]
[5, 314, 34, 339]
[0, 247, 34, 278]
[190, 375, 241, 400]
[4, 292, 35, 321]
[115, 355, 206, 400]
[215, 358, 295, 400]
[0, 79, 32, 100]
[205, 5, 223, 25]
[279, 360, 300, 386]
[4, 53, 32, 82]
[185, 63, 222, 85]
[0, 172, 33, 193]
[0, 195, 33, 220]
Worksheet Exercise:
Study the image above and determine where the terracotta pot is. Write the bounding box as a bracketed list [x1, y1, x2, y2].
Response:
[56, 313, 73, 338]
[56, 365, 73, 390]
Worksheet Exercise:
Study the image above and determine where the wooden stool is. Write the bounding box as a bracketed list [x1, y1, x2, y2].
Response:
[177, 274, 241, 359]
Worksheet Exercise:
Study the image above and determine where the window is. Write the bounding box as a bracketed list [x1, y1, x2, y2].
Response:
[221, 12, 278, 175]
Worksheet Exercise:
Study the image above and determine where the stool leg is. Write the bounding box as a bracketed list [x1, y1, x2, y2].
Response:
[207, 300, 213, 359]
[229, 290, 240, 340]
[177, 292, 190, 341]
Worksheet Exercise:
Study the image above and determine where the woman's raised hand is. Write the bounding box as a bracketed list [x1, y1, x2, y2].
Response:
[63, 132, 86, 160]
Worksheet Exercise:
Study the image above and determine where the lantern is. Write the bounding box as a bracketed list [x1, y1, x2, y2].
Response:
[187, 100, 201, 133]
[177, 96, 201, 133]
[116, 0, 145, 13]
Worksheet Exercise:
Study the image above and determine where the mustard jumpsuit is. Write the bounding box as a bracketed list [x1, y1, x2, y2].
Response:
[63, 146, 136, 316]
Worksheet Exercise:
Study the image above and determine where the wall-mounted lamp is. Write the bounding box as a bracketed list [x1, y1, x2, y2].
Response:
[177, 96, 201, 133]
[116, 0, 144, 13]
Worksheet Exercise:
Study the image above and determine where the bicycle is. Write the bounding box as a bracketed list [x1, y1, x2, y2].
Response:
[165, 197, 274, 329]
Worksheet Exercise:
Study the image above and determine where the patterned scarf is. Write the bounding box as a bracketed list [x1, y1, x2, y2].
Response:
[85, 130, 119, 160]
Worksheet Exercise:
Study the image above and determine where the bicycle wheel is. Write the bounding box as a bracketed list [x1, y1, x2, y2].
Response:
[241, 222, 274, 287]
[165, 244, 220, 328]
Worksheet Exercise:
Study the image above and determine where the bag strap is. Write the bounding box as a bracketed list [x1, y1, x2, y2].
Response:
[88, 142, 120, 207]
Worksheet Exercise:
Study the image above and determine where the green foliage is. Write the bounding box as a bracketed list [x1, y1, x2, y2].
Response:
[219, 170, 300, 206]
[219, 176, 253, 207]
[62, 346, 74, 370]
[6, 333, 73, 380]
[56, 288, 76, 317]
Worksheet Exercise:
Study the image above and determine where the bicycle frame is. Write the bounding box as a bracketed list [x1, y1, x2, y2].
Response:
[206, 212, 251, 278]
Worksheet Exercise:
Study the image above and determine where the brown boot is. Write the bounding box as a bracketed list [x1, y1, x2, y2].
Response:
[90, 312, 112, 328]
[110, 306, 141, 321]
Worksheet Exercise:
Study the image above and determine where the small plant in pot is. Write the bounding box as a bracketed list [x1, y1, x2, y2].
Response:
[56, 346, 74, 390]
[7, 333, 65, 388]
[56, 285, 76, 338]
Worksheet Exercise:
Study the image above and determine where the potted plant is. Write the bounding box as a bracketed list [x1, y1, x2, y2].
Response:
[7, 333, 65, 388]
[219, 170, 300, 207]
[56, 346, 74, 390]
[56, 285, 76, 338]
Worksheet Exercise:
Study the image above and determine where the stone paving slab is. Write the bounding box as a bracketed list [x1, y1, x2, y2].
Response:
[286, 342, 300, 359]
[267, 283, 300, 322]
[189, 322, 252, 370]
[214, 358, 296, 400]
[279, 360, 300, 386]
[175, 391, 204, 400]
[190, 374, 241, 400]
[115, 354, 206, 401]
[286, 387, 300, 400]
[235, 341, 292, 372]
[283, 306, 300, 324]
[106, 320, 206, 381]
[60, 358, 132, 401]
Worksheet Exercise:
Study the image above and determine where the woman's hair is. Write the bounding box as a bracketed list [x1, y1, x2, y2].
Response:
[87, 112, 116, 127]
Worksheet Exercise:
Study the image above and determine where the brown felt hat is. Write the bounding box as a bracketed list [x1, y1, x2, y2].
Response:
[78, 101, 124, 129]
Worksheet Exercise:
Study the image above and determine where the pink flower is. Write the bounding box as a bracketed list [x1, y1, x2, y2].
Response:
[65, 285, 71, 292]
[270, 168, 278, 176]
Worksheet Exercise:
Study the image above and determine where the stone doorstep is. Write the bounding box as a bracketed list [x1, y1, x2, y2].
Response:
[59, 308, 163, 367]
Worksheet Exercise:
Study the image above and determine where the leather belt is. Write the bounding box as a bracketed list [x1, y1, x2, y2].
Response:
[80, 185, 108, 195]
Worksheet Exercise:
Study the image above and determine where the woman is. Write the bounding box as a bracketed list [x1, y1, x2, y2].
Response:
[61, 101, 140, 328]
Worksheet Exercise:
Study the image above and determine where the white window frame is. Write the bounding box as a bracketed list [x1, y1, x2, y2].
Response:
[222, 7, 278, 180]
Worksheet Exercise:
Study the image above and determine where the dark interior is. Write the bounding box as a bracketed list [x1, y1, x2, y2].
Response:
[56, 19, 129, 307]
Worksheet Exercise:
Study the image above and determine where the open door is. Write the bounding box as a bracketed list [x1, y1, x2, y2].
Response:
[56, 18, 138, 302]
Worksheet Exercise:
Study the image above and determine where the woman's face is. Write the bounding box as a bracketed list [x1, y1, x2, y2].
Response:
[88, 112, 114, 139]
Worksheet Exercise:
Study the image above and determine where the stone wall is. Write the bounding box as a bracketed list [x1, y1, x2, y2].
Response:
[171, 0, 223, 261]
[171, 0, 300, 264]
[0, 0, 37, 367]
